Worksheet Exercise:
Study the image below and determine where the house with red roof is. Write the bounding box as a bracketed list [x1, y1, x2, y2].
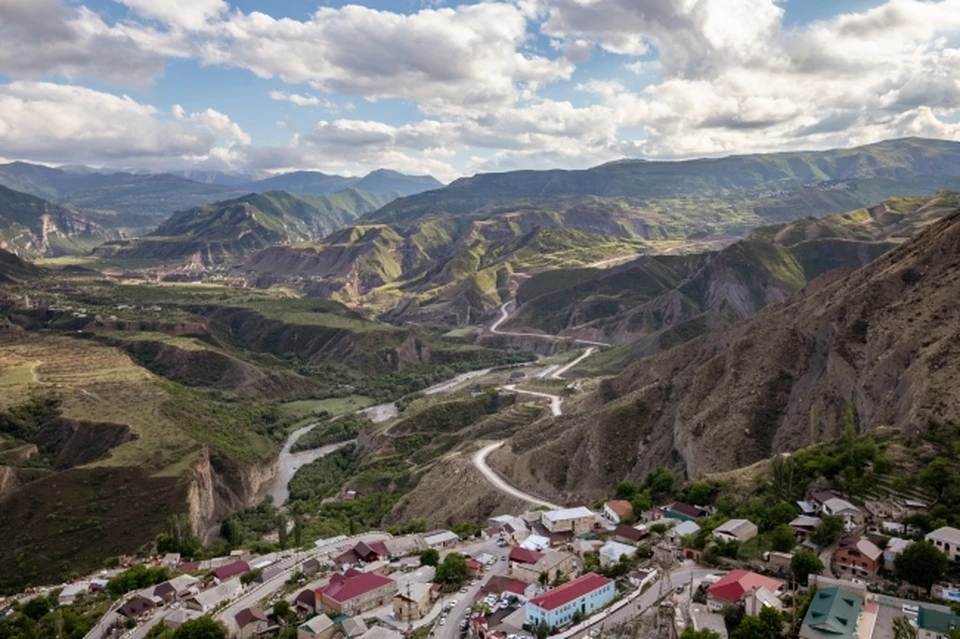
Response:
[508, 547, 544, 566]
[334, 541, 388, 566]
[466, 558, 483, 579]
[524, 573, 615, 628]
[602, 501, 634, 525]
[316, 569, 398, 616]
[483, 576, 537, 600]
[706, 570, 784, 611]
[213, 561, 250, 582]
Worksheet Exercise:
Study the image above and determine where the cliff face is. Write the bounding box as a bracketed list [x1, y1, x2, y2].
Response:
[185, 448, 279, 535]
[496, 208, 960, 500]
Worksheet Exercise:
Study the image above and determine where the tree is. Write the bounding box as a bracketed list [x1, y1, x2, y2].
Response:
[615, 481, 638, 500]
[680, 628, 721, 639]
[631, 491, 652, 515]
[686, 481, 717, 506]
[273, 600, 293, 623]
[791, 550, 824, 585]
[240, 569, 263, 586]
[921, 458, 953, 499]
[22, 597, 51, 621]
[293, 516, 304, 548]
[436, 553, 468, 585]
[758, 607, 783, 638]
[277, 514, 288, 549]
[761, 503, 799, 532]
[892, 616, 918, 639]
[172, 617, 228, 639]
[895, 541, 948, 589]
[811, 515, 845, 547]
[534, 620, 550, 639]
[645, 467, 675, 499]
[769, 525, 797, 553]
[420, 549, 440, 567]
[730, 615, 773, 639]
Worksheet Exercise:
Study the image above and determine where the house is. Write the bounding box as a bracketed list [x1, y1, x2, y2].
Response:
[163, 609, 202, 629]
[316, 569, 398, 616]
[296, 589, 318, 615]
[213, 561, 250, 582]
[511, 550, 577, 585]
[235, 607, 269, 639]
[489, 515, 530, 540]
[668, 520, 701, 545]
[602, 501, 634, 525]
[834, 537, 882, 575]
[931, 584, 960, 605]
[764, 552, 794, 571]
[525, 573, 616, 628]
[466, 558, 483, 579]
[706, 570, 783, 611]
[822, 498, 863, 525]
[422, 530, 460, 548]
[303, 558, 323, 576]
[186, 579, 243, 613]
[790, 516, 822, 543]
[118, 593, 160, 618]
[905, 499, 929, 515]
[598, 541, 637, 568]
[254, 566, 283, 585]
[340, 617, 368, 638]
[392, 582, 434, 621]
[614, 524, 648, 545]
[917, 607, 960, 639]
[797, 501, 817, 516]
[58, 583, 91, 606]
[335, 541, 388, 565]
[689, 606, 729, 639]
[883, 538, 914, 571]
[663, 502, 705, 522]
[799, 587, 863, 639]
[520, 534, 551, 551]
[713, 519, 759, 544]
[926, 527, 960, 562]
[744, 587, 782, 617]
[628, 569, 658, 589]
[484, 575, 538, 600]
[153, 575, 200, 603]
[161, 553, 181, 568]
[509, 546, 544, 569]
[299, 614, 336, 639]
[541, 507, 596, 534]
[809, 491, 840, 513]
[382, 536, 424, 558]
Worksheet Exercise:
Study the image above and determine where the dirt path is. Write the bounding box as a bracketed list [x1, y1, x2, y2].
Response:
[501, 383, 563, 417]
[472, 441, 562, 510]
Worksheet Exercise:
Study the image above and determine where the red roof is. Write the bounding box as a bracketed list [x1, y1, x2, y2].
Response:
[484, 576, 528, 597]
[529, 573, 612, 612]
[707, 570, 783, 604]
[508, 547, 544, 564]
[179, 561, 200, 572]
[466, 559, 482, 569]
[317, 571, 394, 603]
[605, 501, 634, 519]
[214, 561, 250, 581]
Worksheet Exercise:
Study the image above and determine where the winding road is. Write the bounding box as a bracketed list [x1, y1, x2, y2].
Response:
[472, 442, 563, 510]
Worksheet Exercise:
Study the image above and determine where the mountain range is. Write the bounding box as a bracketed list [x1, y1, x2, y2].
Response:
[0, 162, 444, 220]
[233, 138, 960, 325]
[492, 200, 960, 499]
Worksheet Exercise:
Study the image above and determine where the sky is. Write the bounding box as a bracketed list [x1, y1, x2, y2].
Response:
[0, 0, 959, 182]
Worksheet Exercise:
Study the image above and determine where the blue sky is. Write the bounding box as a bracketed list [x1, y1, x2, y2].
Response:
[0, 0, 958, 181]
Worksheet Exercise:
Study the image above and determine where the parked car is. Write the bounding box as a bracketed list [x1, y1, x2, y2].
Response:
[902, 604, 919, 616]
[439, 618, 446, 626]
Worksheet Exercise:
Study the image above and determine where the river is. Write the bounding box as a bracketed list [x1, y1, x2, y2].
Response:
[264, 366, 499, 505]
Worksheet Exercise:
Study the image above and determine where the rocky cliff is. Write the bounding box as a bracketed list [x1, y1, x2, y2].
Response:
[495, 207, 960, 500]
[185, 448, 279, 536]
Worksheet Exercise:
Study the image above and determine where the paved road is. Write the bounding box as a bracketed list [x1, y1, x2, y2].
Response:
[501, 384, 563, 417]
[434, 539, 512, 639]
[491, 303, 610, 348]
[216, 532, 391, 631]
[472, 442, 562, 510]
[550, 348, 596, 380]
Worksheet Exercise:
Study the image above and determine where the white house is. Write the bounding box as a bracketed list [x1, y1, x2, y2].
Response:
[668, 520, 701, 544]
[599, 541, 637, 567]
[927, 527, 960, 562]
[541, 507, 596, 534]
[602, 501, 634, 525]
[822, 498, 863, 524]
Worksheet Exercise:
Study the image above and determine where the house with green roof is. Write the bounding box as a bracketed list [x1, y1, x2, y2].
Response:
[917, 607, 960, 639]
[799, 587, 863, 639]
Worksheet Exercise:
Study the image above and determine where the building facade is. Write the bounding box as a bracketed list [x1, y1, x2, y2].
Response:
[541, 507, 596, 534]
[525, 574, 615, 628]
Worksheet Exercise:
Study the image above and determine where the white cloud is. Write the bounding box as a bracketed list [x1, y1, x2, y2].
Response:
[267, 91, 351, 112]
[117, 0, 227, 31]
[201, 3, 573, 116]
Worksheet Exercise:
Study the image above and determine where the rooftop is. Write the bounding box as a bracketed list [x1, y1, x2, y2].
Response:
[667, 502, 704, 518]
[801, 587, 862, 639]
[235, 607, 267, 628]
[509, 547, 545, 564]
[542, 507, 595, 523]
[673, 520, 701, 537]
[301, 614, 334, 635]
[714, 519, 755, 536]
[707, 570, 783, 605]
[599, 541, 636, 561]
[917, 607, 960, 634]
[604, 501, 634, 519]
[529, 573, 612, 612]
[927, 526, 960, 545]
[614, 524, 647, 542]
[318, 570, 394, 603]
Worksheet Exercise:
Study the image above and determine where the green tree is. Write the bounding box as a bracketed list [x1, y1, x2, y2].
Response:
[791, 550, 824, 585]
[892, 616, 918, 639]
[615, 481, 639, 500]
[761, 502, 800, 532]
[293, 516, 304, 547]
[436, 553, 469, 585]
[240, 569, 262, 586]
[273, 600, 293, 622]
[631, 491, 652, 515]
[895, 541, 948, 589]
[22, 597, 51, 621]
[172, 617, 228, 639]
[680, 628, 721, 639]
[771, 455, 799, 502]
[419, 549, 440, 567]
[277, 514, 288, 549]
[769, 525, 797, 553]
[534, 620, 550, 639]
[730, 615, 773, 639]
[758, 607, 783, 637]
[921, 458, 953, 499]
[811, 515, 845, 546]
[645, 467, 675, 499]
[686, 481, 718, 506]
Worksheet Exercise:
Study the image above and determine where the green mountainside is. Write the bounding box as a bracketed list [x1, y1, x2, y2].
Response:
[0, 185, 125, 258]
[509, 192, 960, 365]
[96, 189, 397, 265]
[245, 168, 443, 197]
[367, 138, 960, 225]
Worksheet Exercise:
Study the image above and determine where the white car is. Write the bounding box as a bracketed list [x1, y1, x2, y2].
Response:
[902, 604, 920, 616]
[499, 601, 510, 610]
[439, 618, 446, 626]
